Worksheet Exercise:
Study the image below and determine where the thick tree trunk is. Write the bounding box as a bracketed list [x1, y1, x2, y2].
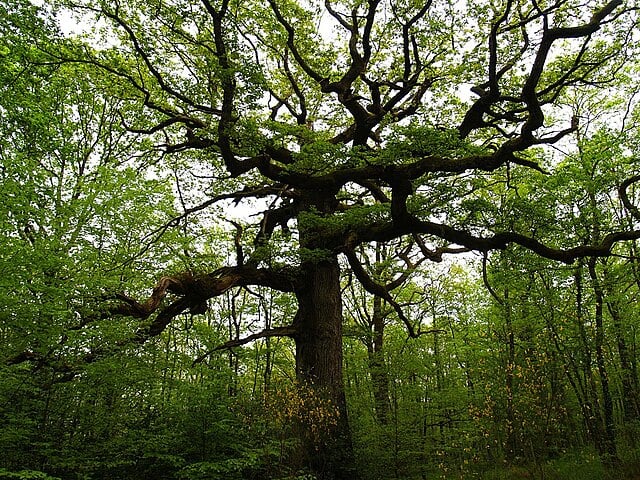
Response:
[292, 257, 356, 480]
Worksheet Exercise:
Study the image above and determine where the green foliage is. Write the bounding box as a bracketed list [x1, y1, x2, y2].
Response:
[0, 470, 61, 480]
[384, 124, 487, 162]
[176, 457, 260, 480]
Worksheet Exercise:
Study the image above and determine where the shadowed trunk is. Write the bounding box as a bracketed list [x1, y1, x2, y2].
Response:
[293, 257, 356, 480]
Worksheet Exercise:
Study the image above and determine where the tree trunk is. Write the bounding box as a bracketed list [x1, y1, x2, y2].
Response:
[292, 257, 356, 480]
[369, 294, 391, 425]
[588, 258, 618, 464]
[504, 288, 517, 461]
[575, 263, 607, 453]
[608, 298, 639, 413]
[603, 261, 640, 424]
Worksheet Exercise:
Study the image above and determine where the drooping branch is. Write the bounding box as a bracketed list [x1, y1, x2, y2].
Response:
[112, 276, 184, 319]
[5, 266, 299, 370]
[496, 230, 640, 263]
[358, 217, 640, 264]
[135, 297, 193, 342]
[192, 325, 298, 365]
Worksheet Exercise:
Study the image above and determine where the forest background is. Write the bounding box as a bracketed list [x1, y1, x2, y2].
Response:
[2, 0, 640, 479]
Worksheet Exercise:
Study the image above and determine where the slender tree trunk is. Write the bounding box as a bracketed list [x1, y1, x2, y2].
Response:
[504, 288, 517, 461]
[369, 294, 391, 425]
[540, 274, 596, 446]
[575, 263, 607, 453]
[588, 259, 618, 464]
[609, 300, 639, 415]
[292, 257, 356, 480]
[603, 261, 640, 424]
[432, 319, 444, 441]
[227, 290, 241, 397]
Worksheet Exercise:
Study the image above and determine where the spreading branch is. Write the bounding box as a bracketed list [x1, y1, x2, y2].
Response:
[113, 266, 298, 342]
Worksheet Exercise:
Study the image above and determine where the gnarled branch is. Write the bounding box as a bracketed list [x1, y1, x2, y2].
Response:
[114, 266, 299, 342]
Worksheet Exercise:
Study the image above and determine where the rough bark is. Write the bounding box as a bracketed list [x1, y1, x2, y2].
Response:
[292, 258, 356, 480]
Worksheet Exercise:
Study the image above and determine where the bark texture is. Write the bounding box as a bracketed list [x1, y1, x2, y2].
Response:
[292, 258, 355, 480]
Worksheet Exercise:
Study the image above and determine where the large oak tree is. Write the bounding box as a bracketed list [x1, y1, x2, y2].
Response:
[14, 0, 640, 477]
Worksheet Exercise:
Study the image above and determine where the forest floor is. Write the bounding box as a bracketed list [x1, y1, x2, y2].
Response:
[408, 448, 640, 480]
[475, 453, 640, 480]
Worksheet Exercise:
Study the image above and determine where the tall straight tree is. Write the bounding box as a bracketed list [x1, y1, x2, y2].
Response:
[21, 0, 640, 477]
